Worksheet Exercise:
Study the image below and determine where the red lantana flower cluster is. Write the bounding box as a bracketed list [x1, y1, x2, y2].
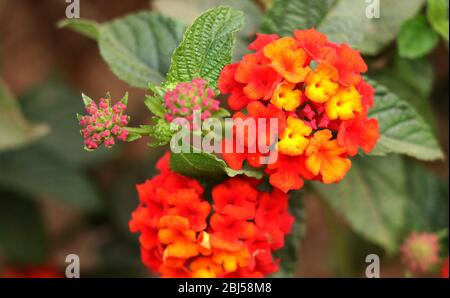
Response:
[129, 152, 293, 278]
[219, 29, 380, 193]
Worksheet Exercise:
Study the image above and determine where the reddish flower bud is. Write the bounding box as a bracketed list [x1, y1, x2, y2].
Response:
[163, 78, 220, 129]
[78, 93, 130, 150]
[401, 232, 440, 274]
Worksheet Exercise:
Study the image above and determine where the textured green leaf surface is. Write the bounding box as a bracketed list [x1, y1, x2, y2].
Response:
[154, 0, 262, 60]
[144, 94, 166, 118]
[370, 57, 437, 130]
[427, 0, 449, 41]
[166, 6, 245, 89]
[262, 0, 425, 55]
[403, 162, 449, 233]
[0, 191, 47, 265]
[98, 12, 186, 88]
[154, 0, 260, 37]
[0, 146, 101, 211]
[170, 151, 262, 180]
[314, 155, 408, 253]
[398, 16, 439, 59]
[315, 155, 448, 253]
[368, 80, 443, 160]
[262, 0, 337, 36]
[0, 82, 48, 152]
[58, 19, 100, 40]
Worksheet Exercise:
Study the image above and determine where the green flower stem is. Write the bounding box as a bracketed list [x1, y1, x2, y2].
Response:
[124, 125, 154, 142]
[125, 126, 152, 135]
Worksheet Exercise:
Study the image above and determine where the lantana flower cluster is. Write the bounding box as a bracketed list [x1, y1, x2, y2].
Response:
[78, 95, 130, 150]
[164, 78, 220, 129]
[129, 152, 293, 278]
[121, 29, 381, 278]
[218, 29, 380, 193]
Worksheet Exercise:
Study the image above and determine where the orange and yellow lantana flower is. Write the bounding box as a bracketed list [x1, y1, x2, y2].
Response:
[219, 28, 379, 192]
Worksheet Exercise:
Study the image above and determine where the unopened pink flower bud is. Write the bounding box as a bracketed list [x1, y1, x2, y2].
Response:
[79, 93, 130, 150]
[120, 115, 128, 126]
[163, 78, 221, 131]
[117, 130, 129, 142]
[401, 232, 440, 274]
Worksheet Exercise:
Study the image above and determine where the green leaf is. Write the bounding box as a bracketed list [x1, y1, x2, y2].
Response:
[211, 107, 231, 118]
[0, 145, 102, 211]
[321, 197, 384, 276]
[314, 155, 408, 253]
[19, 79, 114, 166]
[262, 0, 337, 36]
[153, 0, 263, 60]
[154, 0, 260, 37]
[398, 16, 439, 59]
[224, 163, 264, 179]
[0, 191, 47, 265]
[272, 191, 305, 277]
[0, 81, 49, 152]
[427, 0, 449, 41]
[370, 56, 437, 130]
[58, 19, 100, 40]
[315, 155, 449, 254]
[169, 151, 263, 180]
[403, 162, 449, 233]
[166, 6, 245, 89]
[262, 0, 425, 55]
[367, 79, 443, 160]
[144, 94, 166, 118]
[148, 83, 166, 97]
[98, 12, 186, 88]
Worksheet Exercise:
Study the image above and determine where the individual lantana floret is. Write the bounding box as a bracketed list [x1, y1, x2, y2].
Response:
[129, 152, 294, 278]
[400, 232, 441, 274]
[324, 85, 362, 120]
[271, 82, 302, 111]
[263, 37, 311, 83]
[163, 78, 220, 128]
[304, 63, 339, 103]
[78, 93, 129, 150]
[218, 28, 380, 193]
[304, 129, 351, 184]
[277, 116, 312, 156]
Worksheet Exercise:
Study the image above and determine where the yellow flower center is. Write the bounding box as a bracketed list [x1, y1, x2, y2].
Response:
[305, 63, 339, 103]
[270, 82, 302, 111]
[325, 85, 362, 120]
[278, 116, 312, 156]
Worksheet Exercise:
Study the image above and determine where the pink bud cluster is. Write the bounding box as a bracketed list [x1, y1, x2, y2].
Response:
[163, 78, 220, 125]
[78, 96, 130, 150]
[400, 232, 440, 274]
